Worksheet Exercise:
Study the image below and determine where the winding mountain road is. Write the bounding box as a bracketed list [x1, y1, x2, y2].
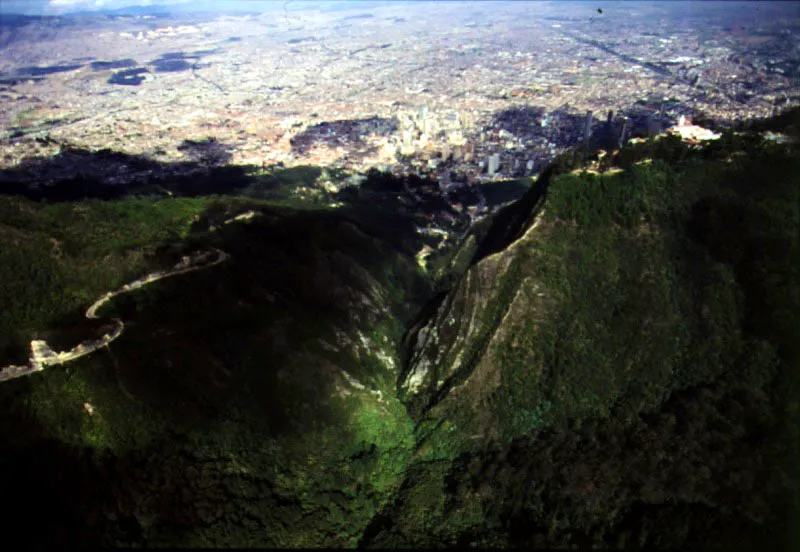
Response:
[0, 248, 229, 383]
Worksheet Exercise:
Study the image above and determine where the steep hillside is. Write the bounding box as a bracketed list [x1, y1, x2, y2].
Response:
[376, 123, 799, 549]
[0, 196, 432, 547]
[0, 112, 797, 549]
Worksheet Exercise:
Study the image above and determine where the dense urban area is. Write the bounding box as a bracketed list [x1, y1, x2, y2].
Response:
[0, 2, 798, 550]
[1, 1, 798, 187]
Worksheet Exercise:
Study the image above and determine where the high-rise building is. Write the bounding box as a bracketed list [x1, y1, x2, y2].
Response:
[423, 117, 435, 136]
[441, 145, 451, 162]
[647, 112, 660, 136]
[488, 154, 501, 176]
[605, 111, 616, 149]
[583, 111, 593, 143]
[447, 129, 465, 145]
[464, 142, 475, 162]
[619, 118, 631, 147]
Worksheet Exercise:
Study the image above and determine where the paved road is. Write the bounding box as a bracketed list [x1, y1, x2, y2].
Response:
[0, 248, 229, 383]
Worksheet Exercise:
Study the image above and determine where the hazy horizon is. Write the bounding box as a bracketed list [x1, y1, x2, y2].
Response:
[1, 0, 796, 17]
[0, 0, 394, 16]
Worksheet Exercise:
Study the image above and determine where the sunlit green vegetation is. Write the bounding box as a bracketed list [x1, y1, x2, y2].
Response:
[0, 110, 797, 549]
[495, 158, 740, 432]
[492, 129, 799, 435]
[0, 195, 214, 356]
[376, 126, 799, 549]
[0, 189, 432, 547]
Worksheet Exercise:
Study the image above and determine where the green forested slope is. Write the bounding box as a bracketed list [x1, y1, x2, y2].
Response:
[0, 196, 212, 359]
[385, 127, 799, 549]
[0, 196, 429, 547]
[0, 115, 796, 549]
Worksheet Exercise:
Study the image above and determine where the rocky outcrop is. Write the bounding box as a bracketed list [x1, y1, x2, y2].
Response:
[399, 168, 552, 428]
[367, 123, 800, 549]
[2, 116, 798, 549]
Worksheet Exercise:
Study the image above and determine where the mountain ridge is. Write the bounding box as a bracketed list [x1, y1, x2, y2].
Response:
[0, 108, 797, 549]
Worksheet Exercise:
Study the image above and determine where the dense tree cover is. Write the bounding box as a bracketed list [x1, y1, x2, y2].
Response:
[369, 125, 799, 549]
[0, 192, 437, 548]
[488, 134, 799, 548]
[0, 196, 214, 361]
[0, 112, 797, 549]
